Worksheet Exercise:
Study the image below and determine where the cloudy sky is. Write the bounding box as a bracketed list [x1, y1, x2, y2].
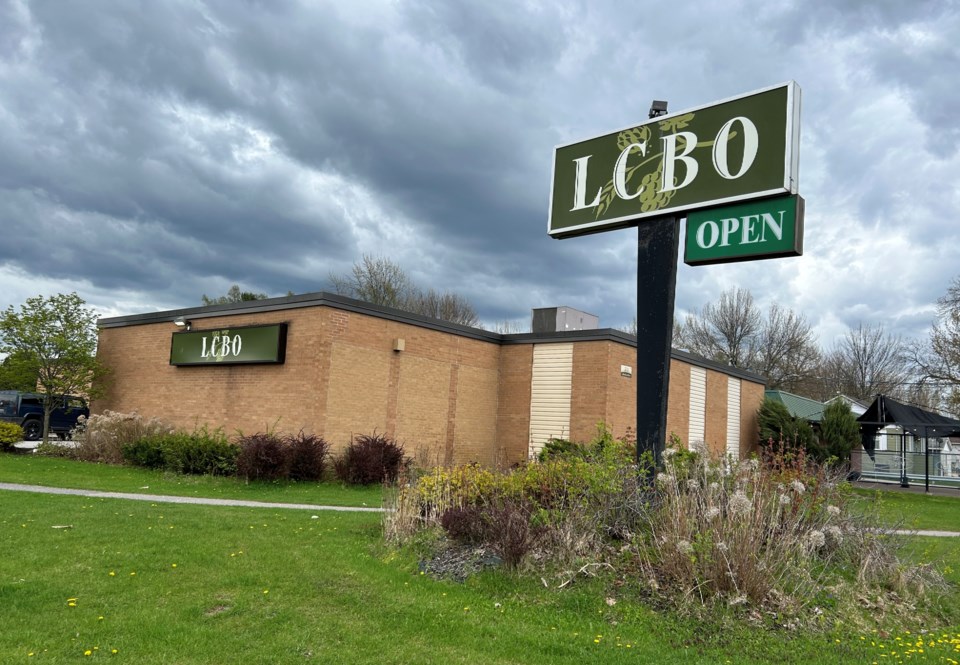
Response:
[1, 0, 957, 348]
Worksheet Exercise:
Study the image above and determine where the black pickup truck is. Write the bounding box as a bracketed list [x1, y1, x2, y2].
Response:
[0, 391, 89, 440]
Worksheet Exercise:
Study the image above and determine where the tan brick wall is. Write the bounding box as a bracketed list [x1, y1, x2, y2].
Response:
[666, 358, 690, 448]
[326, 341, 391, 443]
[570, 342, 609, 443]
[95, 308, 328, 437]
[454, 365, 500, 467]
[605, 344, 638, 440]
[704, 370, 729, 457]
[95, 302, 765, 468]
[495, 344, 533, 466]
[96, 306, 503, 461]
[740, 379, 765, 457]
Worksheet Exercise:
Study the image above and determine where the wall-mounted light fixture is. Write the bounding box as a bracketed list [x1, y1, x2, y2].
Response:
[173, 316, 191, 331]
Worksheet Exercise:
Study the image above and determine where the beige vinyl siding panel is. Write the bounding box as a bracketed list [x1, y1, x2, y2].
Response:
[529, 343, 573, 456]
[689, 366, 706, 452]
[727, 376, 741, 459]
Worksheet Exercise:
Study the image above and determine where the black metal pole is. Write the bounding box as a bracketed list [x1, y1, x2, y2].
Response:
[635, 216, 680, 479]
[925, 425, 930, 493]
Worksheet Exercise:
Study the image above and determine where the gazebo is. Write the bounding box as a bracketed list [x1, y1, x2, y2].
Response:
[857, 395, 960, 490]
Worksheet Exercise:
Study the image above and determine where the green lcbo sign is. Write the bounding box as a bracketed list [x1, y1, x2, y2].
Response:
[170, 324, 288, 366]
[684, 194, 804, 266]
[548, 82, 800, 239]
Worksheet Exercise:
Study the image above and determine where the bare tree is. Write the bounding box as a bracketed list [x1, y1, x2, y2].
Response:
[824, 323, 910, 403]
[329, 255, 415, 309]
[752, 304, 821, 392]
[409, 289, 479, 327]
[909, 276, 960, 412]
[678, 288, 820, 391]
[678, 288, 762, 368]
[329, 255, 480, 327]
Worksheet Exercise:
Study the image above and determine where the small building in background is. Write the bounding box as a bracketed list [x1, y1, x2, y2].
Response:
[531, 306, 599, 334]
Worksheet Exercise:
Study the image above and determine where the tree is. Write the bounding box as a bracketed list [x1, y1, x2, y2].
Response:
[201, 285, 269, 305]
[0, 349, 40, 392]
[824, 323, 910, 403]
[329, 255, 414, 309]
[0, 293, 108, 442]
[756, 397, 816, 452]
[910, 276, 960, 412]
[329, 255, 480, 327]
[817, 399, 860, 464]
[678, 288, 819, 391]
[680, 287, 761, 368]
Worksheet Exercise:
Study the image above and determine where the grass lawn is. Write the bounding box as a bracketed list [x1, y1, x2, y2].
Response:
[852, 488, 960, 532]
[0, 453, 382, 507]
[2, 458, 959, 662]
[2, 488, 959, 663]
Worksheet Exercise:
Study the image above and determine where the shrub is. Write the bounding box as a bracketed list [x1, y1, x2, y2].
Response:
[536, 438, 582, 461]
[123, 427, 237, 476]
[121, 437, 167, 469]
[633, 447, 923, 619]
[0, 421, 23, 448]
[334, 433, 409, 485]
[236, 432, 289, 481]
[163, 427, 237, 475]
[439, 505, 489, 545]
[757, 397, 816, 452]
[387, 426, 642, 566]
[68, 411, 172, 464]
[285, 431, 330, 481]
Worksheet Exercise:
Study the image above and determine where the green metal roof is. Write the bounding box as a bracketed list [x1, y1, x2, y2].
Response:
[765, 390, 826, 422]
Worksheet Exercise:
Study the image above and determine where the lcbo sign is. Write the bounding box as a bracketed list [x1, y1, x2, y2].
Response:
[546, 81, 804, 474]
[548, 82, 801, 239]
[170, 323, 288, 366]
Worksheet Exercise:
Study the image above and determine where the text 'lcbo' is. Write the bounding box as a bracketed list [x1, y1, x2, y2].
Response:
[570, 116, 759, 211]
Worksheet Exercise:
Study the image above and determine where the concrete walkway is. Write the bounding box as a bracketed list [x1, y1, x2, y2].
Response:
[0, 482, 387, 513]
[1, 482, 956, 536]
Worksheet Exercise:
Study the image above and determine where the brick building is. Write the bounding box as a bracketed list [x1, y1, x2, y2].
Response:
[95, 292, 765, 466]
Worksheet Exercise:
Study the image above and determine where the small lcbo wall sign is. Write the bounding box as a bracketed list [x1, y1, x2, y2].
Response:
[170, 323, 287, 366]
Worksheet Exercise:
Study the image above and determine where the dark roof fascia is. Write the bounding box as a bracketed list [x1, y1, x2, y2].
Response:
[97, 293, 764, 384]
[97, 291, 502, 343]
[670, 348, 766, 384]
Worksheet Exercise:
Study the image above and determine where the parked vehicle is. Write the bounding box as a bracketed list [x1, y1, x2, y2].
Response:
[0, 391, 89, 441]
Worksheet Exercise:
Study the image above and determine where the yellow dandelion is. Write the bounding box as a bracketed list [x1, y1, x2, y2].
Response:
[263, 589, 269, 594]
[109, 571, 115, 576]
[112, 649, 118, 654]
[171, 563, 177, 568]
[84, 650, 92, 656]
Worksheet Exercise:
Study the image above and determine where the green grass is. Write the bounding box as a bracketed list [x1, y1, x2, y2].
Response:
[2, 459, 959, 663]
[0, 453, 382, 507]
[4, 489, 949, 665]
[853, 488, 960, 532]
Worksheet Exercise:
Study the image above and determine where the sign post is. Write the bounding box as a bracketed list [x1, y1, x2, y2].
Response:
[547, 82, 802, 476]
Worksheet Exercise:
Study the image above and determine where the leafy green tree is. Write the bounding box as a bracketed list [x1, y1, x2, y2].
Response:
[817, 399, 860, 464]
[0, 293, 108, 441]
[201, 285, 269, 305]
[0, 349, 40, 391]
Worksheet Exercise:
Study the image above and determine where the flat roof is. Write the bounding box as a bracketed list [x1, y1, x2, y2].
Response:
[98, 290, 766, 385]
